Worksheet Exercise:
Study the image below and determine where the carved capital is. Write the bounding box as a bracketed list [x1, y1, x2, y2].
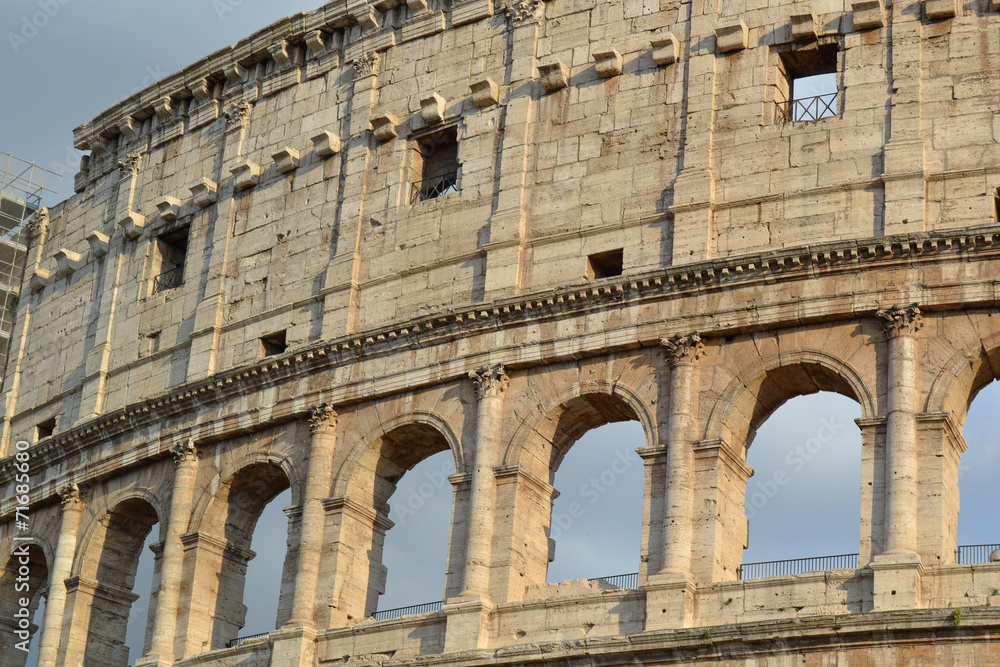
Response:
[353, 52, 379, 79]
[506, 0, 542, 24]
[170, 439, 198, 466]
[309, 403, 338, 433]
[660, 332, 705, 365]
[469, 364, 510, 399]
[117, 150, 143, 176]
[59, 483, 82, 509]
[877, 305, 922, 338]
[27, 207, 49, 237]
[224, 100, 253, 126]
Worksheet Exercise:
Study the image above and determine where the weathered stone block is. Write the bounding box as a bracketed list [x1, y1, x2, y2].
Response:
[651, 31, 679, 66]
[852, 0, 884, 30]
[790, 12, 819, 42]
[421, 93, 448, 125]
[537, 58, 569, 92]
[312, 131, 342, 158]
[189, 178, 218, 207]
[925, 0, 957, 19]
[592, 45, 623, 78]
[371, 113, 399, 141]
[273, 147, 301, 174]
[715, 19, 748, 53]
[470, 78, 499, 107]
[231, 161, 262, 190]
[156, 197, 182, 222]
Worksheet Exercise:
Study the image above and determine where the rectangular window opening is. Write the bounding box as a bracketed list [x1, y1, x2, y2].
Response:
[36, 417, 56, 442]
[152, 224, 189, 294]
[260, 330, 288, 357]
[993, 188, 1000, 222]
[146, 331, 161, 356]
[777, 44, 839, 123]
[586, 248, 624, 280]
[410, 126, 460, 203]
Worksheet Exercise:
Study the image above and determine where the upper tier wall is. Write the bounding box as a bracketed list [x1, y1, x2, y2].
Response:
[8, 0, 1000, 442]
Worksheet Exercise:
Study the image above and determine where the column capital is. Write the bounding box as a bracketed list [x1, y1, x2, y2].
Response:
[877, 304, 922, 338]
[469, 363, 510, 399]
[308, 403, 338, 433]
[59, 483, 82, 509]
[170, 439, 198, 466]
[660, 332, 705, 365]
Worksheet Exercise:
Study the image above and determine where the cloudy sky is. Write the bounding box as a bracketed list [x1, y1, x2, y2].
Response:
[4, 2, 997, 664]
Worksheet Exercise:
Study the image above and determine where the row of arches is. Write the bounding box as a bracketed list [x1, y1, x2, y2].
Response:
[4, 335, 1000, 665]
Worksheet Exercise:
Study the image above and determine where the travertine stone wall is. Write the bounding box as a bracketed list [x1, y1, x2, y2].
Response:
[3, 0, 1000, 665]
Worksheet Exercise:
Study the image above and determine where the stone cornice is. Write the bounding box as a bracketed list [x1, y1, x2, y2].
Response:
[4, 226, 1000, 513]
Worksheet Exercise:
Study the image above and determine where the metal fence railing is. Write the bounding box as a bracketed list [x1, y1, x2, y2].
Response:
[777, 91, 838, 122]
[152, 265, 184, 293]
[588, 572, 639, 589]
[738, 553, 858, 580]
[410, 173, 458, 203]
[372, 600, 443, 621]
[225, 631, 270, 649]
[956, 544, 1000, 565]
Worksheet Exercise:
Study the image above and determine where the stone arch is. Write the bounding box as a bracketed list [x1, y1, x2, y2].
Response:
[71, 495, 159, 667]
[924, 331, 1000, 421]
[75, 487, 165, 579]
[704, 349, 875, 448]
[0, 540, 49, 667]
[183, 456, 294, 651]
[501, 379, 657, 480]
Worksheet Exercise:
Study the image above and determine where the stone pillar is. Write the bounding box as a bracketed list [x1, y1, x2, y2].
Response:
[37, 484, 83, 667]
[138, 441, 198, 666]
[645, 334, 703, 630]
[459, 364, 509, 598]
[871, 305, 923, 610]
[289, 404, 337, 626]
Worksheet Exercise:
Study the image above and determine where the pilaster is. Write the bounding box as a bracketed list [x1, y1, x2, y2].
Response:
[37, 484, 83, 667]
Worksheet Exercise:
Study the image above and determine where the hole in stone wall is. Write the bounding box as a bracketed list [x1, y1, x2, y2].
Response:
[152, 224, 189, 294]
[260, 330, 287, 357]
[776, 44, 838, 122]
[35, 417, 55, 442]
[410, 126, 460, 203]
[585, 249, 624, 280]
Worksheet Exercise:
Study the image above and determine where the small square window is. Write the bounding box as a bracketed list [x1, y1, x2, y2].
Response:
[776, 44, 838, 122]
[260, 330, 287, 357]
[152, 225, 189, 294]
[410, 126, 460, 203]
[586, 249, 624, 279]
[36, 417, 56, 442]
[146, 331, 161, 356]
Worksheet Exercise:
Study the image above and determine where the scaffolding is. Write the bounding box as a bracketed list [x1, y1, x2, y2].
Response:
[0, 151, 56, 366]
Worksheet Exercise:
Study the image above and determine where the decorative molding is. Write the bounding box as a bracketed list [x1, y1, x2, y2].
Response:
[223, 99, 253, 126]
[469, 363, 510, 399]
[877, 304, 923, 338]
[660, 332, 705, 365]
[354, 51, 379, 79]
[59, 483, 82, 509]
[27, 207, 48, 237]
[116, 151, 143, 177]
[170, 438, 198, 466]
[309, 403, 338, 433]
[505, 0, 541, 25]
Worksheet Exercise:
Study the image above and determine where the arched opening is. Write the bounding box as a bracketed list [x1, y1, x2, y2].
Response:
[958, 380, 1000, 561]
[124, 528, 158, 661]
[209, 463, 292, 648]
[241, 487, 293, 636]
[741, 392, 862, 577]
[335, 421, 458, 622]
[81, 498, 158, 667]
[380, 450, 455, 612]
[0, 543, 47, 667]
[546, 421, 645, 586]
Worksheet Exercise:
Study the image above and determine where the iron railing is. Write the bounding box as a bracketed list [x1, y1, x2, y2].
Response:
[372, 600, 443, 621]
[956, 544, 1000, 564]
[588, 572, 639, 589]
[152, 265, 184, 293]
[738, 553, 858, 580]
[225, 631, 270, 648]
[410, 173, 458, 203]
[777, 91, 838, 122]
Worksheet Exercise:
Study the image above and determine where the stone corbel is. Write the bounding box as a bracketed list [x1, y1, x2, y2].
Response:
[537, 57, 569, 92]
[118, 116, 139, 140]
[715, 18, 748, 53]
[153, 96, 174, 121]
[231, 161, 262, 190]
[311, 131, 342, 158]
[407, 0, 428, 12]
[86, 231, 110, 259]
[30, 267, 52, 292]
[371, 113, 399, 142]
[190, 178, 218, 208]
[272, 147, 300, 174]
[470, 77, 499, 107]
[305, 30, 330, 55]
[925, 0, 957, 19]
[651, 31, 679, 66]
[268, 39, 292, 66]
[156, 197, 182, 222]
[118, 212, 146, 240]
[592, 45, 623, 78]
[790, 12, 819, 41]
[225, 63, 246, 85]
[852, 0, 884, 30]
[74, 157, 89, 194]
[348, 0, 380, 29]
[54, 249, 84, 276]
[420, 93, 447, 125]
[187, 78, 212, 101]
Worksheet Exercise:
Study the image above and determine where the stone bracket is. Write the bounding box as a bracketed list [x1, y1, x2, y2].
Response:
[371, 113, 399, 142]
[593, 45, 623, 78]
[155, 197, 182, 222]
[420, 93, 447, 125]
[190, 178, 219, 208]
[537, 57, 569, 92]
[86, 231, 110, 259]
[118, 212, 146, 240]
[791, 12, 819, 42]
[470, 78, 499, 107]
[231, 161, 262, 190]
[273, 147, 301, 174]
[312, 131, 342, 158]
[853, 0, 884, 30]
[715, 18, 748, 53]
[651, 31, 679, 66]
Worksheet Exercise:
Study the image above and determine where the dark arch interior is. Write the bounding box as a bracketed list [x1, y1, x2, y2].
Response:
[372, 423, 452, 515]
[546, 394, 640, 479]
[1, 543, 48, 667]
